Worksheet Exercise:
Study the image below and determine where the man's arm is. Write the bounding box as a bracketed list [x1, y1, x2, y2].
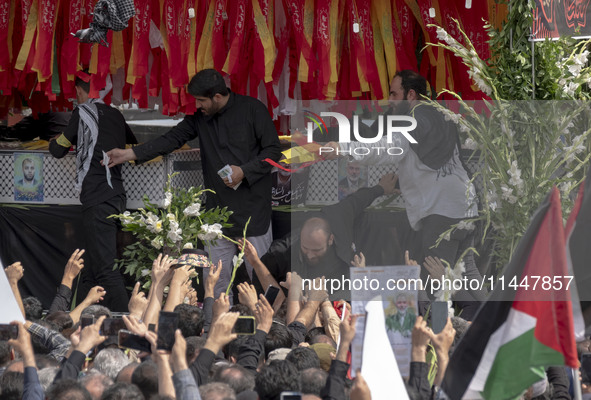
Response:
[49, 109, 79, 159]
[321, 315, 358, 400]
[238, 102, 282, 186]
[69, 286, 106, 324]
[5, 262, 25, 318]
[49, 249, 85, 314]
[9, 322, 44, 400]
[107, 115, 197, 167]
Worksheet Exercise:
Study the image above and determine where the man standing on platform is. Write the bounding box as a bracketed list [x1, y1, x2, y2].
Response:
[106, 69, 282, 300]
[49, 71, 137, 312]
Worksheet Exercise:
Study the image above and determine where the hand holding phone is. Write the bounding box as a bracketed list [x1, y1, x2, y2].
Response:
[101, 318, 127, 336]
[264, 285, 280, 306]
[232, 316, 256, 335]
[118, 330, 152, 353]
[0, 324, 19, 341]
[157, 311, 180, 350]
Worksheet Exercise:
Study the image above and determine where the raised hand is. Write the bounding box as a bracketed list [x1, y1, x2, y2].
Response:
[351, 252, 366, 268]
[238, 239, 259, 266]
[122, 314, 148, 337]
[85, 286, 106, 304]
[405, 250, 418, 266]
[212, 292, 230, 324]
[350, 370, 372, 400]
[5, 262, 24, 284]
[411, 316, 431, 362]
[205, 260, 222, 299]
[204, 312, 239, 354]
[423, 256, 446, 280]
[7, 322, 35, 367]
[237, 282, 258, 312]
[151, 254, 175, 288]
[378, 173, 399, 195]
[75, 315, 107, 354]
[62, 249, 85, 287]
[128, 282, 148, 319]
[254, 294, 274, 333]
[171, 330, 188, 372]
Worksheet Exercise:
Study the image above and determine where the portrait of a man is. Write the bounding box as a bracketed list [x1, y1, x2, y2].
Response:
[338, 159, 368, 200]
[14, 153, 44, 202]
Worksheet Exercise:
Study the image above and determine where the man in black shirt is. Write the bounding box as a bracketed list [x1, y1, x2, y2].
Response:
[49, 71, 137, 312]
[106, 69, 282, 299]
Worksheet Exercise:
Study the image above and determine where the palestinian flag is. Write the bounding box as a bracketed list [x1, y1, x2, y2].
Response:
[565, 167, 591, 336]
[442, 187, 579, 400]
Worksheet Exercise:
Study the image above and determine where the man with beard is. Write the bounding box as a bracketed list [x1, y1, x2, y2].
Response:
[338, 160, 367, 200]
[325, 70, 485, 319]
[237, 173, 398, 301]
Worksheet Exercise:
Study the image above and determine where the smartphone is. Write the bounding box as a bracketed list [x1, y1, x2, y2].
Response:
[118, 330, 152, 353]
[233, 316, 256, 335]
[101, 318, 127, 336]
[264, 285, 280, 306]
[148, 323, 156, 333]
[157, 311, 179, 351]
[0, 324, 18, 341]
[581, 352, 591, 384]
[280, 392, 302, 400]
[431, 301, 448, 335]
[80, 316, 94, 329]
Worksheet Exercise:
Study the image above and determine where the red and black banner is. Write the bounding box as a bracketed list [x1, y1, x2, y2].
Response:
[533, 0, 591, 40]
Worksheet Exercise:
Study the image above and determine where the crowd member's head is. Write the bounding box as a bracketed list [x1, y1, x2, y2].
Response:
[0, 371, 23, 400]
[186, 336, 206, 365]
[230, 303, 253, 317]
[309, 343, 336, 372]
[23, 296, 43, 320]
[4, 359, 24, 373]
[286, 347, 321, 371]
[264, 324, 293, 359]
[82, 305, 111, 319]
[80, 370, 114, 400]
[199, 381, 236, 400]
[304, 327, 325, 344]
[36, 354, 60, 369]
[131, 360, 158, 399]
[577, 339, 591, 359]
[100, 382, 144, 400]
[255, 360, 300, 400]
[223, 336, 249, 363]
[308, 334, 336, 349]
[300, 368, 328, 397]
[92, 348, 131, 380]
[212, 364, 255, 395]
[187, 69, 229, 116]
[299, 218, 333, 266]
[45, 311, 74, 335]
[174, 304, 205, 337]
[37, 367, 59, 391]
[389, 70, 428, 114]
[46, 378, 92, 400]
[115, 362, 139, 384]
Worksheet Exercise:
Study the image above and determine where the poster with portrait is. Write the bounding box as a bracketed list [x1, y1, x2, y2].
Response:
[14, 153, 44, 202]
[337, 158, 368, 200]
[350, 265, 420, 378]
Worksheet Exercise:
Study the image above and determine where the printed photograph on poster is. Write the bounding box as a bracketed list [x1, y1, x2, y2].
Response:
[338, 158, 368, 200]
[14, 153, 44, 202]
[350, 265, 420, 379]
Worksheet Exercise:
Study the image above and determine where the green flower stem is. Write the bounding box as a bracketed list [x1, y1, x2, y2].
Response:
[225, 217, 251, 296]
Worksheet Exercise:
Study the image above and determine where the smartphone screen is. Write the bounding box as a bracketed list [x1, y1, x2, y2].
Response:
[0, 324, 18, 341]
[431, 301, 448, 335]
[280, 392, 303, 400]
[233, 316, 256, 335]
[80, 316, 94, 329]
[157, 311, 179, 350]
[118, 330, 152, 353]
[101, 318, 127, 336]
[264, 285, 280, 306]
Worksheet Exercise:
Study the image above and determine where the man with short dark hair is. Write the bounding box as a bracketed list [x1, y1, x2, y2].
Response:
[49, 71, 137, 312]
[46, 378, 92, 400]
[255, 360, 300, 400]
[106, 68, 282, 299]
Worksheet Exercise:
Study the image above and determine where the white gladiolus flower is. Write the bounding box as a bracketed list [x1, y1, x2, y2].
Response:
[233, 254, 244, 267]
[500, 184, 518, 204]
[183, 242, 194, 249]
[167, 213, 176, 222]
[198, 223, 223, 241]
[463, 138, 478, 150]
[141, 269, 150, 277]
[573, 50, 589, 66]
[167, 221, 183, 243]
[568, 64, 582, 77]
[163, 192, 173, 208]
[151, 237, 163, 249]
[183, 203, 201, 217]
[457, 220, 475, 231]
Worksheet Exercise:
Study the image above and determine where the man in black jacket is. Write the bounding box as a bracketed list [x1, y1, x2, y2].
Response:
[106, 69, 282, 300]
[49, 72, 137, 312]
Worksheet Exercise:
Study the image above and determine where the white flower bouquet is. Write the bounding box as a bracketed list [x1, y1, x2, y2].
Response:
[111, 174, 234, 289]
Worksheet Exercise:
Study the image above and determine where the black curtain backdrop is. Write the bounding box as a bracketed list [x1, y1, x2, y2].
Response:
[0, 205, 87, 308]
